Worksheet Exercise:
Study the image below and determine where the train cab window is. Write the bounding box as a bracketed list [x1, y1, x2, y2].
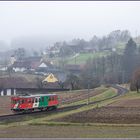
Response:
[49, 97, 51, 101]
[42, 97, 44, 102]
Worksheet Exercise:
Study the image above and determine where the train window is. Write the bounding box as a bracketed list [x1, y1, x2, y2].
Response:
[35, 98, 38, 103]
[32, 98, 34, 103]
[28, 99, 31, 103]
[42, 97, 44, 102]
[22, 99, 24, 104]
[49, 97, 51, 101]
[53, 96, 54, 101]
[39, 98, 41, 102]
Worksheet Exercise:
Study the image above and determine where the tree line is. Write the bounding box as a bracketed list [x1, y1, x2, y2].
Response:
[65, 38, 140, 91]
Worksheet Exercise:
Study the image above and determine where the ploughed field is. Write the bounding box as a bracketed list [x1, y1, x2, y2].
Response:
[0, 96, 11, 116]
[0, 88, 106, 116]
[54, 98, 140, 124]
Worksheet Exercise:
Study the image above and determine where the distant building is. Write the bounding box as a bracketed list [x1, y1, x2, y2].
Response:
[0, 77, 68, 96]
[42, 73, 58, 83]
[10, 55, 16, 65]
[12, 56, 42, 72]
[64, 64, 85, 75]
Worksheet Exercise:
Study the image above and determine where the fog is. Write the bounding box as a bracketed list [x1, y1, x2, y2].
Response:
[0, 1, 140, 50]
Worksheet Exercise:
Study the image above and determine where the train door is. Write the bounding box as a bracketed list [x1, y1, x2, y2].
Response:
[39, 96, 48, 108]
[33, 97, 39, 108]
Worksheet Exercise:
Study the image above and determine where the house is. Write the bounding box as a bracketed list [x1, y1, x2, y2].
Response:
[36, 61, 54, 72]
[12, 56, 42, 72]
[64, 64, 85, 75]
[42, 73, 58, 83]
[12, 61, 31, 72]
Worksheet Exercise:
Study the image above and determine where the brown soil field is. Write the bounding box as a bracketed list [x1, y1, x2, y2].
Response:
[107, 98, 140, 107]
[54, 106, 140, 124]
[0, 96, 11, 116]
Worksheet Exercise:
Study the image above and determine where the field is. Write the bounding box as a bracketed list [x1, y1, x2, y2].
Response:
[52, 91, 140, 124]
[1, 125, 140, 138]
[67, 52, 108, 64]
[1, 88, 140, 138]
[55, 106, 140, 124]
[0, 96, 11, 116]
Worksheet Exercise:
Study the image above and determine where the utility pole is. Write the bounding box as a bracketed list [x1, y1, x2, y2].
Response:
[87, 79, 90, 105]
[122, 70, 125, 84]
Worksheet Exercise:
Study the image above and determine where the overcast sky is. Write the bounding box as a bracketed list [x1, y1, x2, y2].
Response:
[0, 1, 140, 45]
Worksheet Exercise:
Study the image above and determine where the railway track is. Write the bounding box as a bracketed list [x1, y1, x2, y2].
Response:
[0, 85, 128, 123]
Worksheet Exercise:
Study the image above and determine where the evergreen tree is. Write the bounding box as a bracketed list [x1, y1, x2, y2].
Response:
[122, 38, 137, 82]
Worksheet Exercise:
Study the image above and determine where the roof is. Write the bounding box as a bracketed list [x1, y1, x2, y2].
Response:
[0, 77, 62, 89]
[39, 62, 48, 68]
[15, 93, 57, 98]
[13, 61, 31, 68]
[42, 73, 58, 83]
[38, 61, 53, 68]
[12, 57, 42, 69]
[0, 77, 37, 89]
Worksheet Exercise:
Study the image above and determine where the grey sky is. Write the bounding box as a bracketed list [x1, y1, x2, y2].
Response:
[0, 1, 140, 45]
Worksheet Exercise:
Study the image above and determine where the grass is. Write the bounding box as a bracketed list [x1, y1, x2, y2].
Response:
[67, 52, 108, 64]
[1, 124, 140, 138]
[61, 88, 116, 107]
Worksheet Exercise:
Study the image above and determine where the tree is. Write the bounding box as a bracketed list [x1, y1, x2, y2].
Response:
[122, 38, 137, 82]
[33, 51, 39, 57]
[14, 48, 26, 61]
[130, 68, 140, 92]
[36, 77, 43, 89]
[65, 74, 80, 90]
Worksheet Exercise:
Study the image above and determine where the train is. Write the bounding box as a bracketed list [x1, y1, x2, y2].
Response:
[11, 94, 59, 113]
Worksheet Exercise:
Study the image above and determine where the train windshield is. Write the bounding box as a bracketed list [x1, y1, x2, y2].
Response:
[11, 99, 22, 104]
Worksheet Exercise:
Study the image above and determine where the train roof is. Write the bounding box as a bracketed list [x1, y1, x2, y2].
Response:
[12, 94, 57, 98]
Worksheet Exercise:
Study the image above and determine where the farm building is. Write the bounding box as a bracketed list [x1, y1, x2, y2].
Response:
[0, 76, 69, 96]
